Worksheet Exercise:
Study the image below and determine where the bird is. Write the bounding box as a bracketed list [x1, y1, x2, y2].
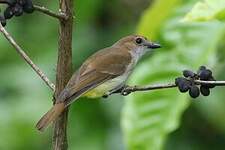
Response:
[36, 35, 161, 131]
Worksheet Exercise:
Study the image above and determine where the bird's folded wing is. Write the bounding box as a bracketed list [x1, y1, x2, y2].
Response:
[57, 49, 132, 106]
[61, 70, 116, 106]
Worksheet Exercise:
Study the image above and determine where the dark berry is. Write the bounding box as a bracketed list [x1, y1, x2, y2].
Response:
[200, 86, 210, 96]
[4, 6, 14, 19]
[199, 69, 212, 80]
[18, 0, 26, 6]
[5, 0, 17, 6]
[23, 0, 34, 13]
[183, 70, 195, 78]
[178, 82, 190, 93]
[13, 4, 23, 16]
[199, 65, 206, 70]
[189, 85, 200, 98]
[197, 65, 206, 74]
[175, 77, 185, 85]
[175, 77, 190, 93]
[0, 16, 7, 27]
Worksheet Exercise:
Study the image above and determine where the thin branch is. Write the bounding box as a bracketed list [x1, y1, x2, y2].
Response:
[194, 80, 225, 86]
[0, 24, 55, 91]
[123, 83, 177, 93]
[34, 5, 68, 20]
[111, 80, 225, 96]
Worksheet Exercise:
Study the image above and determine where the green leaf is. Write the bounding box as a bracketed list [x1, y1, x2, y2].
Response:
[121, 2, 225, 150]
[137, 0, 181, 40]
[195, 53, 225, 134]
[183, 0, 225, 22]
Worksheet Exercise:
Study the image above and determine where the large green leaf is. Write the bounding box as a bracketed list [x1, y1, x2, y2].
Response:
[137, 0, 181, 40]
[183, 0, 225, 22]
[121, 1, 225, 150]
[195, 64, 225, 133]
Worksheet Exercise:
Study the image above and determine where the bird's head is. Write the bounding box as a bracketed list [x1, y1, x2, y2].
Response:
[114, 35, 161, 57]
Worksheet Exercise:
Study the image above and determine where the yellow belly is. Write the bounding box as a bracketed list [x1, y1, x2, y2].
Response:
[84, 84, 113, 98]
[83, 75, 127, 98]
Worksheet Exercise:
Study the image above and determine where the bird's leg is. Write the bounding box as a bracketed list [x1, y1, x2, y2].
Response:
[52, 94, 57, 104]
[102, 84, 129, 98]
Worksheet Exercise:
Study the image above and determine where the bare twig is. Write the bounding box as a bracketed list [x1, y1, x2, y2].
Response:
[52, 0, 73, 149]
[34, 5, 68, 20]
[0, 24, 55, 91]
[111, 80, 225, 96]
[122, 83, 177, 93]
[194, 80, 225, 86]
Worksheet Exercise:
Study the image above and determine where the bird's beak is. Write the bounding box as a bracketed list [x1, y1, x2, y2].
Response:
[144, 41, 161, 49]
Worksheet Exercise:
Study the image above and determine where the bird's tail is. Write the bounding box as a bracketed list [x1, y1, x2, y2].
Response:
[36, 103, 65, 132]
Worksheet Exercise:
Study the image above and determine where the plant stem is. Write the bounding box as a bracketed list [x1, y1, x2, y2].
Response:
[52, 0, 73, 149]
[34, 5, 68, 20]
[111, 80, 225, 96]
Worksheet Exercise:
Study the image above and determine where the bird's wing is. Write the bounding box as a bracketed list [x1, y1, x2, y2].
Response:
[57, 47, 132, 106]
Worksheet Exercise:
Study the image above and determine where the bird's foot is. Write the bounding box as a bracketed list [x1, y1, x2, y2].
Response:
[102, 85, 132, 98]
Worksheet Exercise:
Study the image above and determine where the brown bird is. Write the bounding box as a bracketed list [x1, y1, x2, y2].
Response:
[36, 35, 161, 131]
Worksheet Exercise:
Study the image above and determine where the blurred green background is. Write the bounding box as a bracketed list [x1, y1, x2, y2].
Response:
[0, 0, 225, 150]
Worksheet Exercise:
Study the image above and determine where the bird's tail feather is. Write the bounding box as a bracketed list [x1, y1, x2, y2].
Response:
[36, 103, 65, 132]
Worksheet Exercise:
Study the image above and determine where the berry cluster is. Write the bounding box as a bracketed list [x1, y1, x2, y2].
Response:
[0, 0, 34, 26]
[175, 66, 216, 99]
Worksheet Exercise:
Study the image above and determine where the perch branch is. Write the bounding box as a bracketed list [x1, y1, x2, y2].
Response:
[194, 80, 225, 86]
[0, 24, 55, 91]
[34, 5, 68, 20]
[110, 80, 225, 96]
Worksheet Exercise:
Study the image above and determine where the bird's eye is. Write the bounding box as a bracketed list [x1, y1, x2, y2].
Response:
[135, 38, 142, 44]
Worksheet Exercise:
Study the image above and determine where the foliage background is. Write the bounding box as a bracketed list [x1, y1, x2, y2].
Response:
[0, 0, 225, 149]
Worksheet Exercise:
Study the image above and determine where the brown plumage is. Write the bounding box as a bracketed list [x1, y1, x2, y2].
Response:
[36, 35, 161, 131]
[36, 103, 65, 131]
